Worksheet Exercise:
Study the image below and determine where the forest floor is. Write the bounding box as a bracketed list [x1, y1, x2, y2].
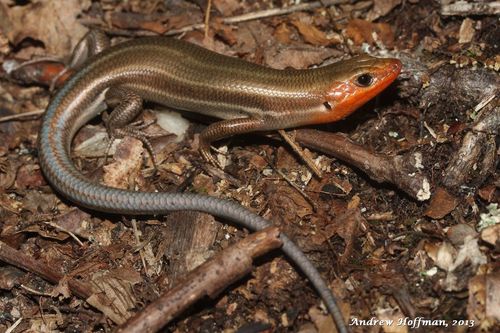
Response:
[0, 0, 498, 332]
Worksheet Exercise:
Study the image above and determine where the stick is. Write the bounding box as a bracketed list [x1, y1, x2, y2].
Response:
[84, 0, 349, 37]
[0, 241, 92, 299]
[293, 129, 432, 201]
[0, 110, 44, 123]
[278, 129, 322, 178]
[441, 1, 500, 16]
[116, 227, 282, 333]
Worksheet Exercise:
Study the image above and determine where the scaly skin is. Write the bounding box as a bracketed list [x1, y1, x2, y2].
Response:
[38, 36, 402, 333]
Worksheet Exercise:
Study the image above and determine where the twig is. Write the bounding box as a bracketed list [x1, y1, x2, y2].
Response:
[278, 129, 322, 178]
[204, 0, 212, 38]
[441, 1, 500, 16]
[86, 0, 348, 37]
[222, 0, 348, 24]
[0, 241, 92, 299]
[116, 227, 282, 333]
[265, 155, 319, 212]
[293, 129, 432, 201]
[131, 219, 151, 278]
[443, 103, 499, 189]
[45, 221, 84, 247]
[5, 317, 22, 333]
[0, 110, 44, 123]
[163, 0, 349, 36]
[20, 284, 53, 296]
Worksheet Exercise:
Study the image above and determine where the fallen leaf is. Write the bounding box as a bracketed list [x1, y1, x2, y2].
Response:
[212, 0, 242, 16]
[212, 19, 238, 46]
[458, 18, 475, 44]
[103, 137, 144, 190]
[468, 275, 486, 322]
[87, 269, 139, 324]
[375, 308, 408, 333]
[264, 46, 342, 69]
[480, 224, 500, 247]
[486, 273, 500, 321]
[21, 191, 58, 214]
[192, 173, 216, 196]
[446, 223, 477, 246]
[345, 19, 395, 48]
[53, 209, 93, 239]
[366, 0, 402, 21]
[274, 23, 293, 44]
[478, 184, 497, 202]
[0, 158, 17, 190]
[424, 187, 459, 219]
[15, 164, 45, 190]
[308, 306, 335, 333]
[292, 20, 341, 46]
[0, 0, 91, 55]
[0, 266, 24, 290]
[467, 272, 500, 328]
[109, 12, 167, 34]
[434, 241, 457, 272]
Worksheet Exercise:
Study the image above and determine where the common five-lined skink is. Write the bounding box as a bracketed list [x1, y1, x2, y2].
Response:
[38, 36, 402, 333]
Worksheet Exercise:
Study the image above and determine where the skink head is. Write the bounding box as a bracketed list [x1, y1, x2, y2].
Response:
[316, 55, 402, 123]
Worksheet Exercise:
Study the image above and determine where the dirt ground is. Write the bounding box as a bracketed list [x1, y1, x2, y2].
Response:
[0, 0, 498, 332]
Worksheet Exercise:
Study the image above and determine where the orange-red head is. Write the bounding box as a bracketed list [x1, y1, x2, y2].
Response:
[313, 55, 402, 124]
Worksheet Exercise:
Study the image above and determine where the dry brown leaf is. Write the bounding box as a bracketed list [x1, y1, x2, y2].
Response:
[480, 224, 500, 247]
[269, 185, 313, 221]
[274, 23, 293, 44]
[51, 276, 71, 298]
[213, 0, 242, 16]
[15, 164, 45, 190]
[458, 18, 475, 44]
[424, 187, 459, 219]
[192, 173, 216, 196]
[20, 224, 70, 241]
[292, 20, 341, 47]
[21, 191, 58, 214]
[467, 272, 500, 328]
[468, 275, 486, 323]
[446, 223, 477, 246]
[0, 158, 16, 190]
[212, 19, 238, 46]
[264, 47, 341, 69]
[486, 273, 500, 321]
[87, 269, 139, 324]
[103, 137, 144, 190]
[345, 19, 395, 49]
[375, 308, 408, 333]
[109, 12, 167, 34]
[0, 0, 90, 55]
[53, 209, 93, 239]
[366, 0, 402, 21]
[308, 306, 335, 333]
[0, 266, 24, 290]
[478, 184, 497, 203]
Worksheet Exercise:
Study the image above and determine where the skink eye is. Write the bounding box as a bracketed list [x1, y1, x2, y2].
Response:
[355, 73, 373, 87]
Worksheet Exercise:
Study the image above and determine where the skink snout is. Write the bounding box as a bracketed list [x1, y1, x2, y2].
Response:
[381, 58, 402, 83]
[313, 55, 402, 124]
[387, 58, 402, 76]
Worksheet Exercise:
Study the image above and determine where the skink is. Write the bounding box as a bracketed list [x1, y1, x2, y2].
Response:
[38, 36, 402, 333]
